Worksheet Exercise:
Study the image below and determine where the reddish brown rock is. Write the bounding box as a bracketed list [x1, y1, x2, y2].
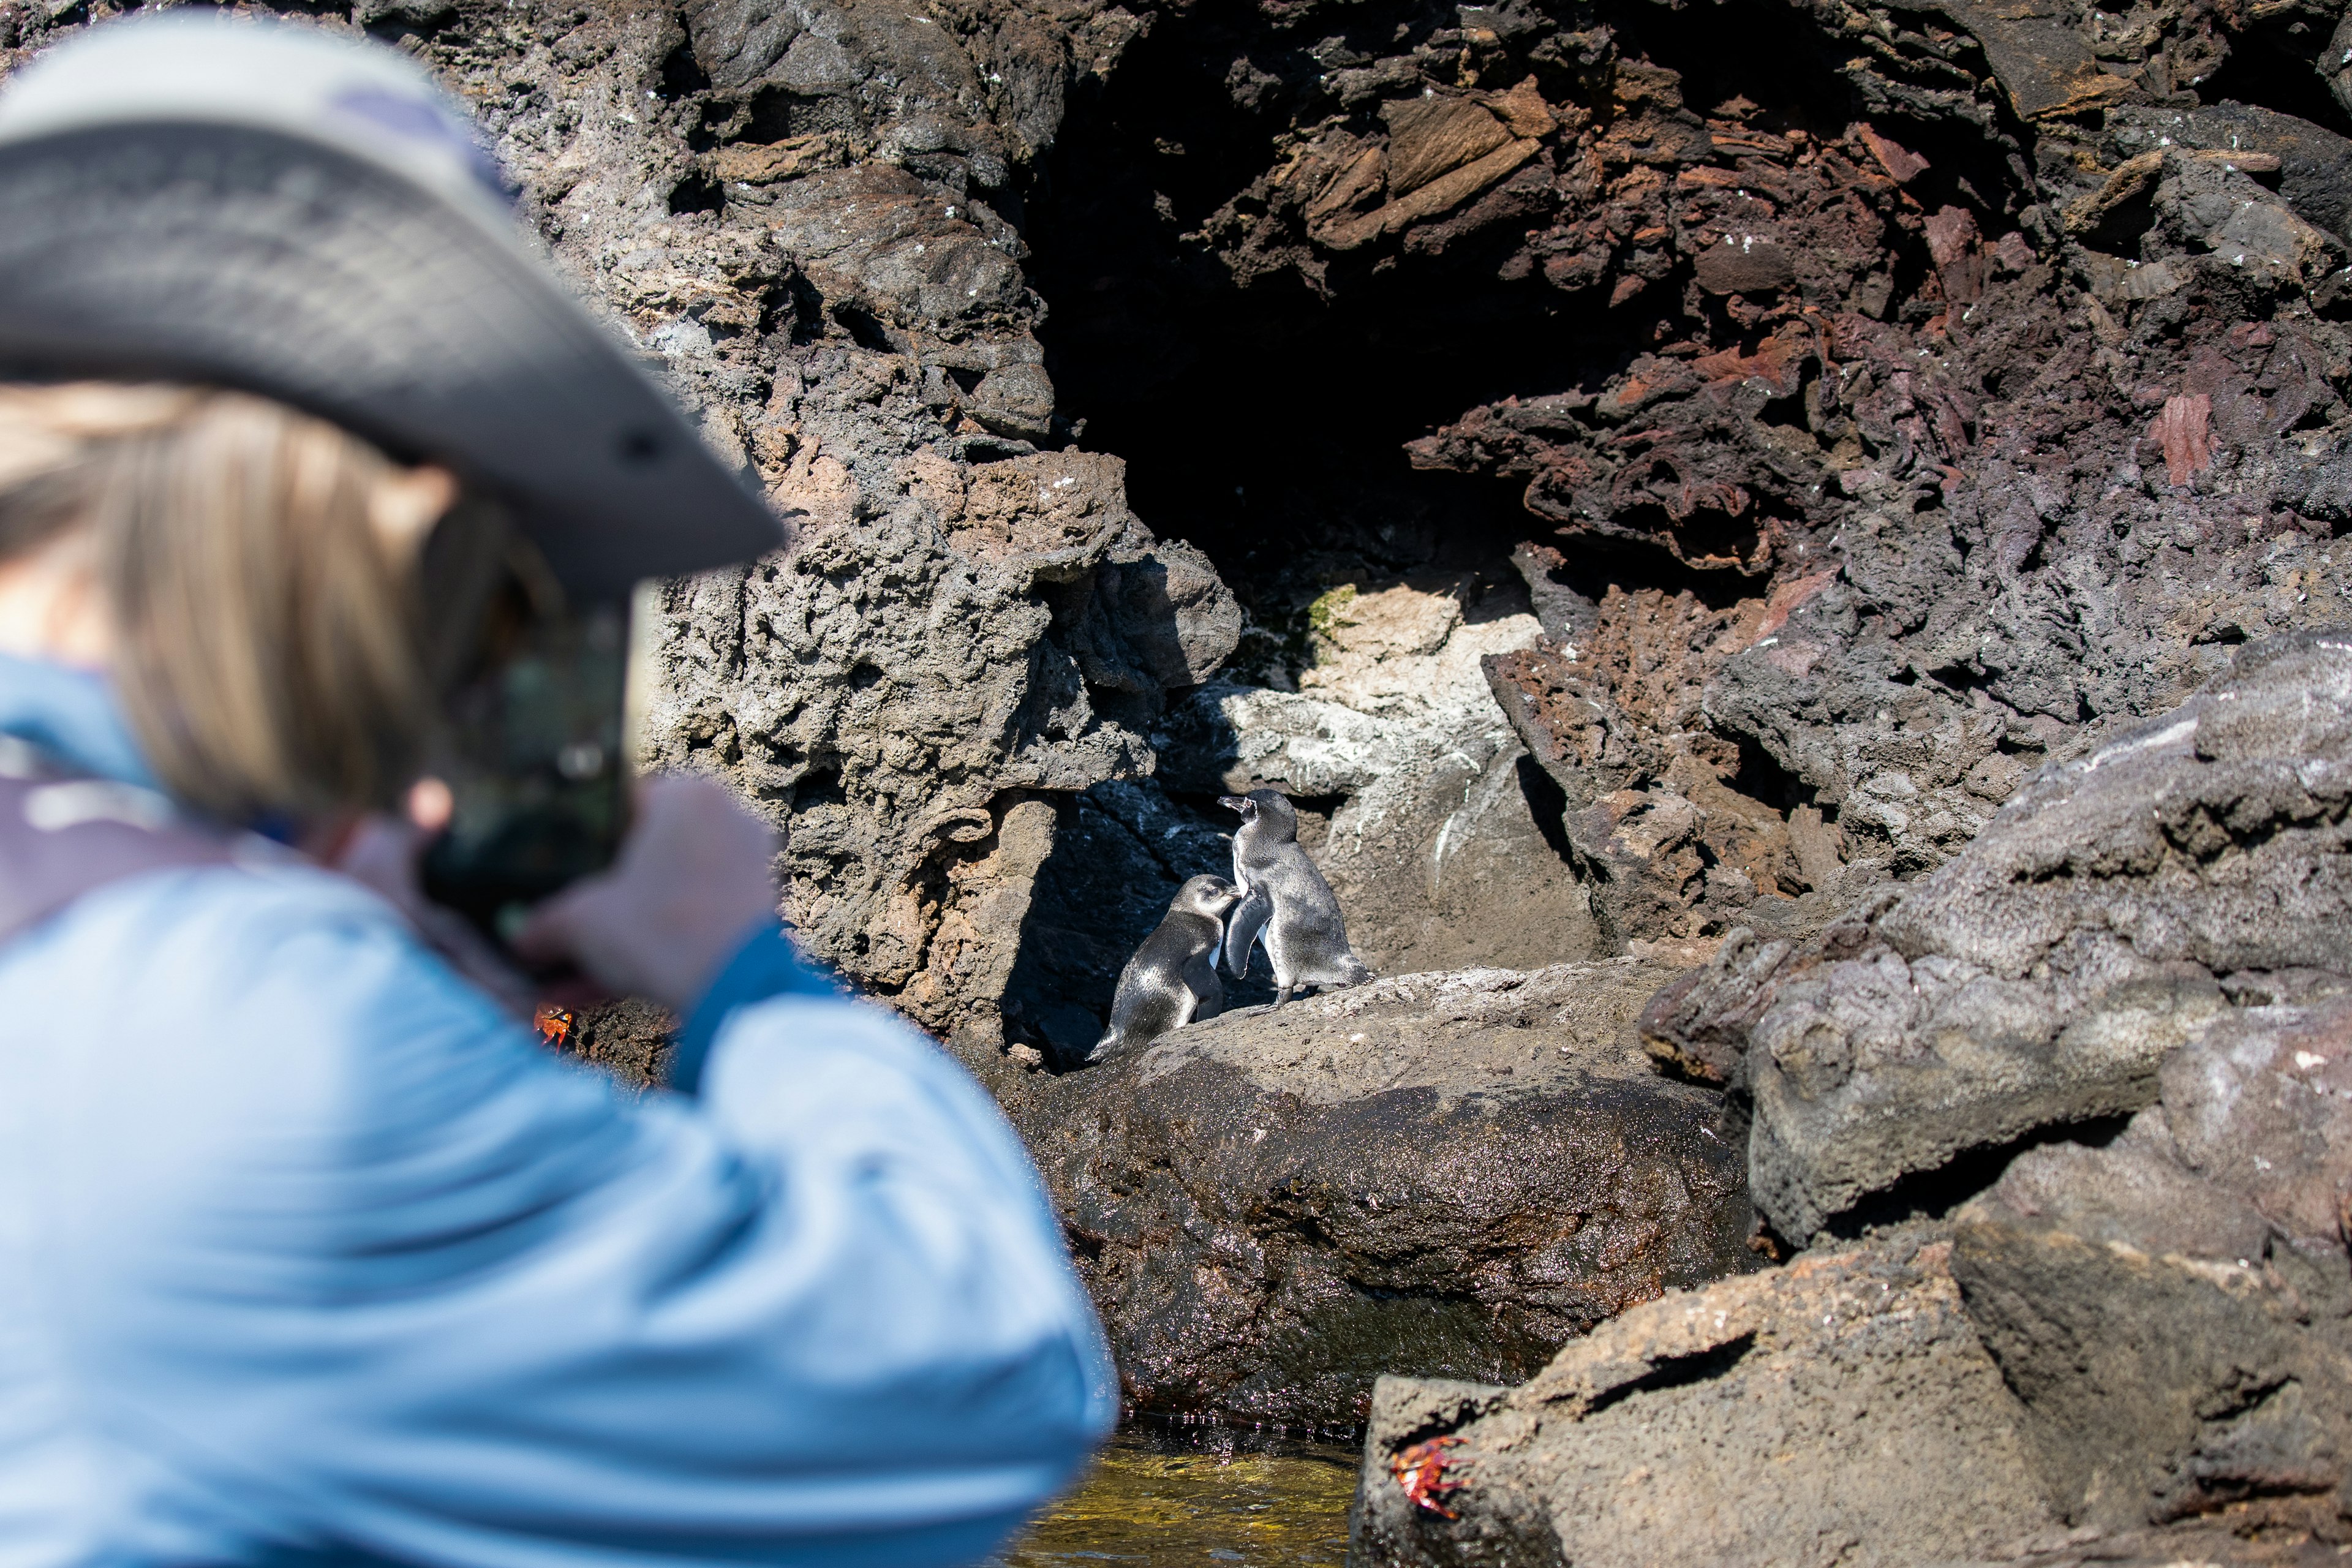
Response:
[2155, 391, 2215, 486]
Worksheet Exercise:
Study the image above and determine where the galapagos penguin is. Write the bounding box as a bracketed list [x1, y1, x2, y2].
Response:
[1219, 788, 1371, 1006]
[1090, 875, 1243, 1060]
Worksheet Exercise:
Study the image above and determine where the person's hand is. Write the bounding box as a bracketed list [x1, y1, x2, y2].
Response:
[512, 774, 780, 1014]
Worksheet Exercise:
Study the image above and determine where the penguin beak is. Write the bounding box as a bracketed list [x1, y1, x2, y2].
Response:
[1218, 795, 1249, 813]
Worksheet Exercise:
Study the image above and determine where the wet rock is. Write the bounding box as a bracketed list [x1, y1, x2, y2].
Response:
[1351, 1230, 2062, 1567]
[975, 959, 1758, 1428]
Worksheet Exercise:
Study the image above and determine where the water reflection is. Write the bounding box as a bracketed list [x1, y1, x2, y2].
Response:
[1001, 1419, 1361, 1567]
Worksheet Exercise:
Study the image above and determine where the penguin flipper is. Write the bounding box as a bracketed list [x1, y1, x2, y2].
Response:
[1223, 886, 1272, 978]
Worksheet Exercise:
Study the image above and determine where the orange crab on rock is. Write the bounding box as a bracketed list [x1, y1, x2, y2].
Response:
[1390, 1435, 1466, 1519]
[532, 1003, 575, 1050]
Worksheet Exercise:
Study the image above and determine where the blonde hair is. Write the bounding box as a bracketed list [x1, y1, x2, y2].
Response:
[0, 382, 448, 820]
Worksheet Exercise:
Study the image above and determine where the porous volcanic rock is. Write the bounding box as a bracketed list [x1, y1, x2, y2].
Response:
[1485, 547, 1871, 949]
[0, 0, 1243, 1050]
[1351, 1230, 2065, 1568]
[1351, 1221, 2352, 1566]
[1033, 0, 2352, 974]
[970, 959, 1758, 1430]
[1372, 632, 2352, 1564]
[17, 0, 2351, 1049]
[1645, 630, 2352, 1241]
[645, 447, 1236, 1038]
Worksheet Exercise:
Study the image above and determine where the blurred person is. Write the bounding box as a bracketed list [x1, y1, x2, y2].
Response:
[0, 17, 1113, 1568]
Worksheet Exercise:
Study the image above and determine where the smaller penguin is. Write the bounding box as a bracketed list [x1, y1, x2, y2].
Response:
[1090, 875, 1243, 1060]
[1220, 788, 1372, 1006]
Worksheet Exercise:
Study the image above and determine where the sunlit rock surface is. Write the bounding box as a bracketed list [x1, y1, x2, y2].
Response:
[1362, 636, 2352, 1562]
[1646, 631, 2352, 1242]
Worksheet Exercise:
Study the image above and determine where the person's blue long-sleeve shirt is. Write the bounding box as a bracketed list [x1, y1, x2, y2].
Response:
[0, 654, 1116, 1567]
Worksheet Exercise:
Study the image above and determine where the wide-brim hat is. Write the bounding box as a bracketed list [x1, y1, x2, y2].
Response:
[0, 15, 786, 601]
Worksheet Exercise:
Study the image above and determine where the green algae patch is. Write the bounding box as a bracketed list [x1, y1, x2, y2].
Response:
[1306, 584, 1360, 643]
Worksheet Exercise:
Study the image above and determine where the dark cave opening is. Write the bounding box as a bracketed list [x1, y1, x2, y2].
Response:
[995, 0, 2024, 1054]
[1021, 0, 1633, 609]
[1724, 731, 1820, 816]
[1014, 0, 2005, 612]
[667, 167, 725, 216]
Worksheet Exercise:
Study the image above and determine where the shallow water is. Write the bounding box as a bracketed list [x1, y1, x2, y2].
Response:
[1001, 1420, 1362, 1567]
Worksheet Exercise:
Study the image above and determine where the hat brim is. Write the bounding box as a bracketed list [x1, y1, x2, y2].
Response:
[0, 123, 788, 600]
